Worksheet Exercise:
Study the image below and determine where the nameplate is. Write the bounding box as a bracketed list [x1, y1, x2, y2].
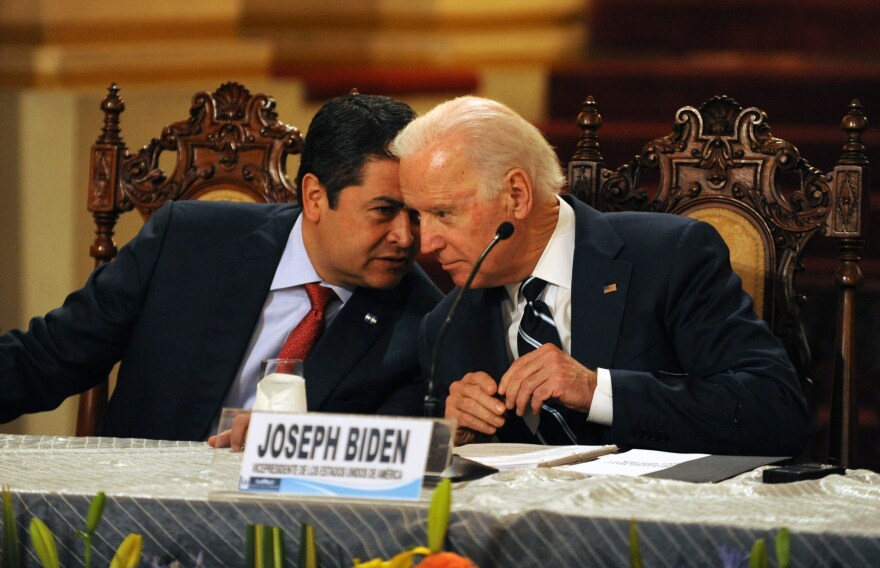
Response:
[238, 412, 434, 501]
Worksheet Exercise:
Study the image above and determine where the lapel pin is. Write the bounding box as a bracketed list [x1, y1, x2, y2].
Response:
[603, 283, 618, 294]
[363, 313, 378, 325]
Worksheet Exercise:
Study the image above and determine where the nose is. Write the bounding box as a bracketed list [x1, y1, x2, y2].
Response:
[418, 216, 443, 255]
[388, 210, 414, 249]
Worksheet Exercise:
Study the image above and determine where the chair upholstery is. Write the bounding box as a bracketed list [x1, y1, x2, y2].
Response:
[567, 95, 869, 467]
[80, 82, 302, 436]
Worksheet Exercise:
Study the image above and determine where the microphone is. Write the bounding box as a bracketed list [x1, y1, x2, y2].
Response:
[424, 221, 515, 417]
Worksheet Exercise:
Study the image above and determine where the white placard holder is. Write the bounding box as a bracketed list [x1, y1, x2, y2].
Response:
[209, 408, 455, 502]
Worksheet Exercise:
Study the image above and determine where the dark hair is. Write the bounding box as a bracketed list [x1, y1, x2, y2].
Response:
[295, 93, 416, 207]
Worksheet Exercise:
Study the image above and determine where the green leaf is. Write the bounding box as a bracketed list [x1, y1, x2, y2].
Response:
[775, 527, 790, 568]
[2, 485, 21, 568]
[749, 538, 768, 568]
[248, 523, 280, 568]
[28, 518, 59, 568]
[261, 524, 273, 568]
[79, 492, 107, 568]
[255, 524, 266, 568]
[427, 479, 451, 553]
[629, 519, 642, 568]
[85, 492, 106, 534]
[245, 524, 257, 568]
[298, 523, 318, 568]
[272, 526, 285, 568]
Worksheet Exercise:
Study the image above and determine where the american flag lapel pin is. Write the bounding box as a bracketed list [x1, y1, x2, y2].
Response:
[603, 283, 618, 294]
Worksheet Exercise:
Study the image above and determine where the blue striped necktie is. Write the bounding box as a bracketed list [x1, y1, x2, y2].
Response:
[517, 276, 578, 445]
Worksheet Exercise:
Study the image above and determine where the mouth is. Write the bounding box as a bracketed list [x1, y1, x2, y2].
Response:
[373, 256, 411, 268]
[439, 259, 464, 271]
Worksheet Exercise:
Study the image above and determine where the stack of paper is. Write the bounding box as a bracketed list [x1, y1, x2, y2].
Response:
[453, 443, 618, 471]
[448, 444, 786, 483]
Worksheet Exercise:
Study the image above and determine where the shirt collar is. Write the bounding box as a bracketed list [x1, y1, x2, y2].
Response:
[270, 215, 354, 302]
[504, 195, 575, 302]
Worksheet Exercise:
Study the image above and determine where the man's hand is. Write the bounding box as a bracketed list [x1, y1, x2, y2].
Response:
[498, 344, 598, 417]
[445, 371, 507, 445]
[207, 412, 251, 451]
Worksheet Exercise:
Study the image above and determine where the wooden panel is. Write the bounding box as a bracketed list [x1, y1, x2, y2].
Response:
[245, 0, 590, 68]
[589, 0, 880, 57]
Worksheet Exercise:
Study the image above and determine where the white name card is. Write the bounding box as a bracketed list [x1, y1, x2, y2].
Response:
[239, 413, 434, 500]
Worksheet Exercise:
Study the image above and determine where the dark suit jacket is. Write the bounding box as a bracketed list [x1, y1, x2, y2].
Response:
[421, 195, 812, 456]
[0, 201, 442, 440]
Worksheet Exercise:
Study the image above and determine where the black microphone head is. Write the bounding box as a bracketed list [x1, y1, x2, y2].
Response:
[496, 221, 515, 240]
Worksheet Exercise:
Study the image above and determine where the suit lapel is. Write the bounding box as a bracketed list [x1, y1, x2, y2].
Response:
[305, 286, 393, 409]
[567, 196, 632, 370]
[195, 207, 298, 429]
[457, 287, 510, 381]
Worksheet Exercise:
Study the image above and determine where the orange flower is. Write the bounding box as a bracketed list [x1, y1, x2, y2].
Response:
[415, 552, 477, 568]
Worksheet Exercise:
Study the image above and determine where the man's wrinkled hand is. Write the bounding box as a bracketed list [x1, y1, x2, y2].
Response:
[498, 344, 597, 417]
[445, 371, 507, 445]
[207, 412, 251, 451]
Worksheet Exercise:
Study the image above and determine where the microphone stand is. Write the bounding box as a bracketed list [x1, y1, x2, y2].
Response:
[424, 222, 514, 417]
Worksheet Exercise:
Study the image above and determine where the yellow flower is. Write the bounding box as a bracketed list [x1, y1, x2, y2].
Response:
[353, 546, 433, 568]
[29, 518, 59, 568]
[110, 533, 143, 568]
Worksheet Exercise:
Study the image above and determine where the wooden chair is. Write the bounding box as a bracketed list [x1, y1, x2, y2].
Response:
[567, 95, 868, 467]
[79, 82, 302, 436]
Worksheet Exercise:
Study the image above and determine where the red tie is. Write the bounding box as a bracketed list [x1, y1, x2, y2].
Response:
[277, 283, 338, 361]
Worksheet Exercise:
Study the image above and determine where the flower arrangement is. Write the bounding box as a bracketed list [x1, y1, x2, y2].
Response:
[3, 481, 791, 568]
[628, 519, 791, 568]
[348, 479, 475, 568]
[245, 479, 477, 568]
[2, 485, 144, 568]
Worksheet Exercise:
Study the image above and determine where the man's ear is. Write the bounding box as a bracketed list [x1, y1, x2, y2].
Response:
[504, 168, 533, 220]
[300, 173, 326, 222]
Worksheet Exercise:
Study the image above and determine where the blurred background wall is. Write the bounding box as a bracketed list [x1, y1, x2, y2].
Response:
[0, 0, 876, 467]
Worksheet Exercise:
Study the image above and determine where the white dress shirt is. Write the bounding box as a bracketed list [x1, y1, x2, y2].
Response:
[219, 215, 353, 411]
[501, 196, 614, 427]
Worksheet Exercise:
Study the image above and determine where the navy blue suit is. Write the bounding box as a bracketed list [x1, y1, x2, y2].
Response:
[422, 195, 811, 456]
[0, 201, 442, 440]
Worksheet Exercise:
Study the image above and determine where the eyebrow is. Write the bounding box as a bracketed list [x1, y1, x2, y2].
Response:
[428, 202, 455, 213]
[368, 196, 405, 208]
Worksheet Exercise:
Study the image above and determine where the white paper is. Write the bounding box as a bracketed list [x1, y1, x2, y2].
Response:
[253, 372, 307, 413]
[454, 443, 618, 470]
[561, 449, 708, 476]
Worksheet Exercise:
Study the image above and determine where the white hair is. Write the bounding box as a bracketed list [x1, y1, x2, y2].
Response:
[390, 96, 565, 200]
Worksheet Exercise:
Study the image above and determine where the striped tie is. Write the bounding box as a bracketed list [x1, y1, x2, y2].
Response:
[517, 276, 578, 445]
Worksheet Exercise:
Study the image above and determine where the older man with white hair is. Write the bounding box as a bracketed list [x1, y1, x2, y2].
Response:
[392, 96, 811, 456]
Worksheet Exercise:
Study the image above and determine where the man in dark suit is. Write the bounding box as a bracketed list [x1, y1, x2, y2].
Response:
[392, 96, 811, 456]
[0, 93, 441, 441]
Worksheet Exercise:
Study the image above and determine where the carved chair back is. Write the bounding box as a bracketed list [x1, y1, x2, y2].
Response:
[567, 95, 869, 467]
[80, 82, 302, 436]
